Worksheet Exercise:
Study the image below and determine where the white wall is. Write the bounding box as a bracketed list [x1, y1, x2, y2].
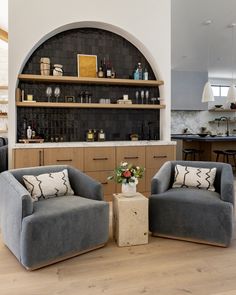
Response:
[9, 0, 171, 164]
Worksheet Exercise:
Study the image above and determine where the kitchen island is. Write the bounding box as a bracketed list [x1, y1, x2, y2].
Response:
[171, 134, 236, 162]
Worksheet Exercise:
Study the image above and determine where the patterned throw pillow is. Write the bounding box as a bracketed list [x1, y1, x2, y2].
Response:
[23, 169, 74, 201]
[172, 164, 217, 191]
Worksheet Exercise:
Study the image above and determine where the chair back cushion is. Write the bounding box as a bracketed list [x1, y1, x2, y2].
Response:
[172, 164, 216, 191]
[23, 169, 74, 201]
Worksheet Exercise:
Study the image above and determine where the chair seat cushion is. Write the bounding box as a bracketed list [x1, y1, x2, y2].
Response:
[149, 188, 233, 246]
[20, 196, 109, 269]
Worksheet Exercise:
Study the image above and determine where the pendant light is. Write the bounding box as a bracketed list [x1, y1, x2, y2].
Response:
[202, 20, 214, 102]
[227, 23, 236, 103]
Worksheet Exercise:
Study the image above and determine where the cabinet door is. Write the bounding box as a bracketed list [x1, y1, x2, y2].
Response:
[84, 147, 115, 171]
[13, 148, 43, 168]
[43, 148, 84, 170]
[116, 146, 146, 192]
[146, 145, 176, 191]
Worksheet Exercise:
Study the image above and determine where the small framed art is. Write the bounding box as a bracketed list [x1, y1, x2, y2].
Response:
[65, 96, 75, 103]
[77, 54, 97, 78]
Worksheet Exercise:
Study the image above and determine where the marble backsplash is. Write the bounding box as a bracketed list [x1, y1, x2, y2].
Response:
[171, 110, 236, 135]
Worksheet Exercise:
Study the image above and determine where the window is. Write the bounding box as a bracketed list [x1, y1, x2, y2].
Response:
[212, 85, 230, 97]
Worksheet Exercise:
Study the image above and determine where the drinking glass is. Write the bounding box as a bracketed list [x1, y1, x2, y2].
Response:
[54, 87, 60, 102]
[46, 87, 52, 102]
[141, 90, 144, 104]
[135, 91, 139, 104]
[145, 90, 149, 104]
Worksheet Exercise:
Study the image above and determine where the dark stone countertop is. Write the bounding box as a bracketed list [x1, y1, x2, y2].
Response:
[171, 134, 236, 142]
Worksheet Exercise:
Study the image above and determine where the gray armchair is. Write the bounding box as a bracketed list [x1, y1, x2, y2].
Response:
[0, 165, 109, 270]
[149, 161, 234, 247]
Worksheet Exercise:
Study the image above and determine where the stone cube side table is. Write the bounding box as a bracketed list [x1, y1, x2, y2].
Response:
[113, 192, 148, 247]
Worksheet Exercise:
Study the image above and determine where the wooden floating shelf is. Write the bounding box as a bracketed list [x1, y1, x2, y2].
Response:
[0, 86, 8, 90]
[0, 100, 8, 104]
[208, 109, 236, 112]
[18, 74, 164, 87]
[16, 102, 166, 110]
[209, 120, 236, 123]
[0, 130, 7, 133]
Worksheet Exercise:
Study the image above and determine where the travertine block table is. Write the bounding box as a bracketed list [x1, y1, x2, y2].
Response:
[113, 192, 148, 246]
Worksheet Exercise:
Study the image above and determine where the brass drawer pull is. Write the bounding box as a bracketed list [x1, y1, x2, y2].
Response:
[93, 157, 108, 160]
[153, 155, 167, 159]
[124, 156, 139, 159]
[56, 159, 72, 162]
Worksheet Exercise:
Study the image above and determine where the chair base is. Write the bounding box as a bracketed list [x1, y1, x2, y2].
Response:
[23, 243, 107, 270]
[152, 233, 228, 248]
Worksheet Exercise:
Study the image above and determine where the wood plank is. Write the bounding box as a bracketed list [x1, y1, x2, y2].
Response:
[16, 101, 165, 109]
[18, 74, 164, 87]
[0, 29, 8, 42]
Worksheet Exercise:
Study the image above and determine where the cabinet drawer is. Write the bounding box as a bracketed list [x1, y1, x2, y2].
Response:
[86, 171, 116, 196]
[116, 146, 145, 167]
[43, 148, 84, 170]
[146, 146, 176, 170]
[84, 147, 115, 171]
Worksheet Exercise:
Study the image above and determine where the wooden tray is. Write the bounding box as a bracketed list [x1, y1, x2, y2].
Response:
[19, 139, 44, 144]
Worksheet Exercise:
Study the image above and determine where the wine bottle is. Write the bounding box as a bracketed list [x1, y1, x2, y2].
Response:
[103, 57, 107, 78]
[106, 60, 112, 78]
[97, 60, 104, 78]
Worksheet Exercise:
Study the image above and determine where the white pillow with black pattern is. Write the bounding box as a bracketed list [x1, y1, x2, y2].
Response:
[23, 169, 74, 201]
[172, 164, 217, 191]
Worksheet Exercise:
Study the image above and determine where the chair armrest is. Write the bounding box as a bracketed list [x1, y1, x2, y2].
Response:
[0, 171, 33, 260]
[151, 161, 172, 195]
[220, 164, 235, 206]
[67, 166, 103, 201]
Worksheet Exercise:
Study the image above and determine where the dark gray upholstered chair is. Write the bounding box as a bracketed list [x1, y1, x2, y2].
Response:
[0, 165, 109, 270]
[149, 161, 235, 247]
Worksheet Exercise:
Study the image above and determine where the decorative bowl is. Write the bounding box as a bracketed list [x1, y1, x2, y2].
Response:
[197, 133, 208, 137]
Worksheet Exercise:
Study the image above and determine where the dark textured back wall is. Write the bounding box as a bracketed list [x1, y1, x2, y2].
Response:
[17, 28, 160, 142]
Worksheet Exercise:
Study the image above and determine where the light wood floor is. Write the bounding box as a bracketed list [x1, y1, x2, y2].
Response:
[0, 199, 236, 295]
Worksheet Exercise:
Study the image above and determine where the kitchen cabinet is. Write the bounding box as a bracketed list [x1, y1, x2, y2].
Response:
[171, 70, 208, 111]
[13, 148, 43, 168]
[13, 144, 176, 200]
[13, 147, 83, 170]
[84, 147, 116, 201]
[145, 145, 176, 190]
[43, 148, 84, 170]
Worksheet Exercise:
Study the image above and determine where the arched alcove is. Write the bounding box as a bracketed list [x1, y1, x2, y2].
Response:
[17, 23, 160, 142]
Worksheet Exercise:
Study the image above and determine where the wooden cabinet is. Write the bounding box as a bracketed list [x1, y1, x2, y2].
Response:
[13, 147, 84, 170]
[116, 146, 146, 193]
[13, 148, 43, 168]
[84, 147, 115, 171]
[13, 144, 176, 200]
[145, 145, 176, 190]
[43, 148, 84, 170]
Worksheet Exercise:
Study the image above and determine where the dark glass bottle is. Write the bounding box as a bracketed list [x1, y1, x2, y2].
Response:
[106, 60, 112, 78]
[103, 58, 107, 78]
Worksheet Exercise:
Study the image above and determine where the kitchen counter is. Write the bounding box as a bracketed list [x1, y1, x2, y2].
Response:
[171, 134, 236, 141]
[13, 140, 176, 149]
[172, 134, 236, 162]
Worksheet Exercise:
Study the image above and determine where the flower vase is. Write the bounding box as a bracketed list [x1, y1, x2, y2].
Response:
[121, 182, 137, 197]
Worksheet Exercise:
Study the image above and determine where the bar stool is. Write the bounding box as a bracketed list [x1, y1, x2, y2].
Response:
[224, 150, 236, 169]
[213, 150, 226, 162]
[182, 149, 202, 161]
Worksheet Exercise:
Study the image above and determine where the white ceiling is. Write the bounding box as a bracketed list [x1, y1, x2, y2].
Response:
[0, 0, 8, 31]
[172, 0, 236, 79]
